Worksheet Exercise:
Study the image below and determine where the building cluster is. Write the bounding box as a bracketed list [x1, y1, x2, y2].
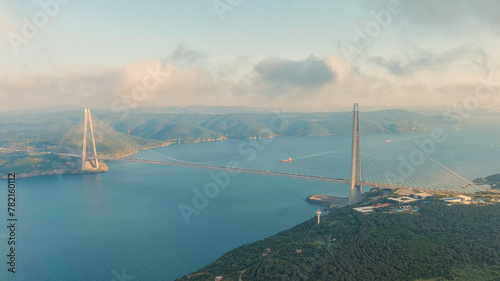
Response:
[441, 195, 497, 205]
[355, 187, 499, 215]
[353, 187, 500, 215]
[442, 195, 471, 204]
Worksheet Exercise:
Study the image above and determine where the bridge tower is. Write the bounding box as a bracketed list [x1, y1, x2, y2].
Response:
[349, 103, 362, 204]
[81, 108, 99, 170]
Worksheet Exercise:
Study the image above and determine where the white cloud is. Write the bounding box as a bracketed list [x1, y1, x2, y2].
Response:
[0, 46, 497, 112]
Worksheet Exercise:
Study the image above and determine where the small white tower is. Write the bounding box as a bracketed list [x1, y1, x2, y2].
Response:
[316, 209, 322, 225]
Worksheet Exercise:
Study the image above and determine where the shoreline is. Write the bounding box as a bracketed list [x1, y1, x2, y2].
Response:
[0, 169, 107, 180]
[0, 136, 253, 179]
[0, 131, 448, 180]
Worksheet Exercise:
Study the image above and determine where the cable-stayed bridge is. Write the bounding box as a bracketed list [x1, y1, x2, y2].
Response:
[53, 105, 489, 204]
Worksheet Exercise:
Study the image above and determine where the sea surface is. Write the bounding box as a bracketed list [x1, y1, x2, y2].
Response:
[0, 116, 499, 281]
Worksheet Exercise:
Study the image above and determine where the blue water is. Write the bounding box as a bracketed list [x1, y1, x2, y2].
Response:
[0, 116, 499, 280]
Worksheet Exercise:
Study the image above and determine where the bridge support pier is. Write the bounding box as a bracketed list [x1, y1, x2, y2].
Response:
[349, 103, 362, 205]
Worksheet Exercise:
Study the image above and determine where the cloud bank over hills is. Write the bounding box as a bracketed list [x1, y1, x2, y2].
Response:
[0, 0, 498, 111]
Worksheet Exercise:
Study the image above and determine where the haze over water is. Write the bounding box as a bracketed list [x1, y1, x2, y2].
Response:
[0, 116, 498, 281]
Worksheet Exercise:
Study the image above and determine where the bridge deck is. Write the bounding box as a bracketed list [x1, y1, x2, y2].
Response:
[90, 157, 461, 194]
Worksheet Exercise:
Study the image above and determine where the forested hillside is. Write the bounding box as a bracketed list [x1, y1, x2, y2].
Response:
[177, 203, 500, 281]
[0, 152, 79, 178]
[0, 108, 442, 148]
[114, 109, 438, 143]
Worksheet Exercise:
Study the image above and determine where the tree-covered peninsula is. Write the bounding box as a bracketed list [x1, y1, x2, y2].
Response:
[177, 202, 500, 281]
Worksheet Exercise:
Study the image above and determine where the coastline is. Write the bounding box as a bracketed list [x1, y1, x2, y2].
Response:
[0, 161, 109, 179]
[1, 169, 107, 180]
[0, 130, 442, 180]
[0, 136, 253, 179]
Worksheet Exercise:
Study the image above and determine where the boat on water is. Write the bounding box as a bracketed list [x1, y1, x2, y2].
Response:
[281, 157, 293, 163]
[384, 139, 392, 143]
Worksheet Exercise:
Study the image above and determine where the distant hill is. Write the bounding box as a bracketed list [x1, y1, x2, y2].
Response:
[0, 107, 443, 148]
[111, 109, 441, 143]
[176, 203, 500, 281]
[125, 105, 276, 114]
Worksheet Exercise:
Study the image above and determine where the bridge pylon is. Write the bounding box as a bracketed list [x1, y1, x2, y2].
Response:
[81, 108, 99, 170]
[349, 103, 362, 204]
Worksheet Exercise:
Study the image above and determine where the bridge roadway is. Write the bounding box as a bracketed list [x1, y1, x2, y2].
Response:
[91, 157, 452, 193]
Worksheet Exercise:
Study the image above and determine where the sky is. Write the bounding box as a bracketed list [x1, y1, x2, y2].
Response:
[0, 0, 499, 111]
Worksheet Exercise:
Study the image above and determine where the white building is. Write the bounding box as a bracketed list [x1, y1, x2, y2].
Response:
[414, 192, 432, 199]
[442, 198, 461, 203]
[353, 206, 374, 214]
[457, 195, 472, 201]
